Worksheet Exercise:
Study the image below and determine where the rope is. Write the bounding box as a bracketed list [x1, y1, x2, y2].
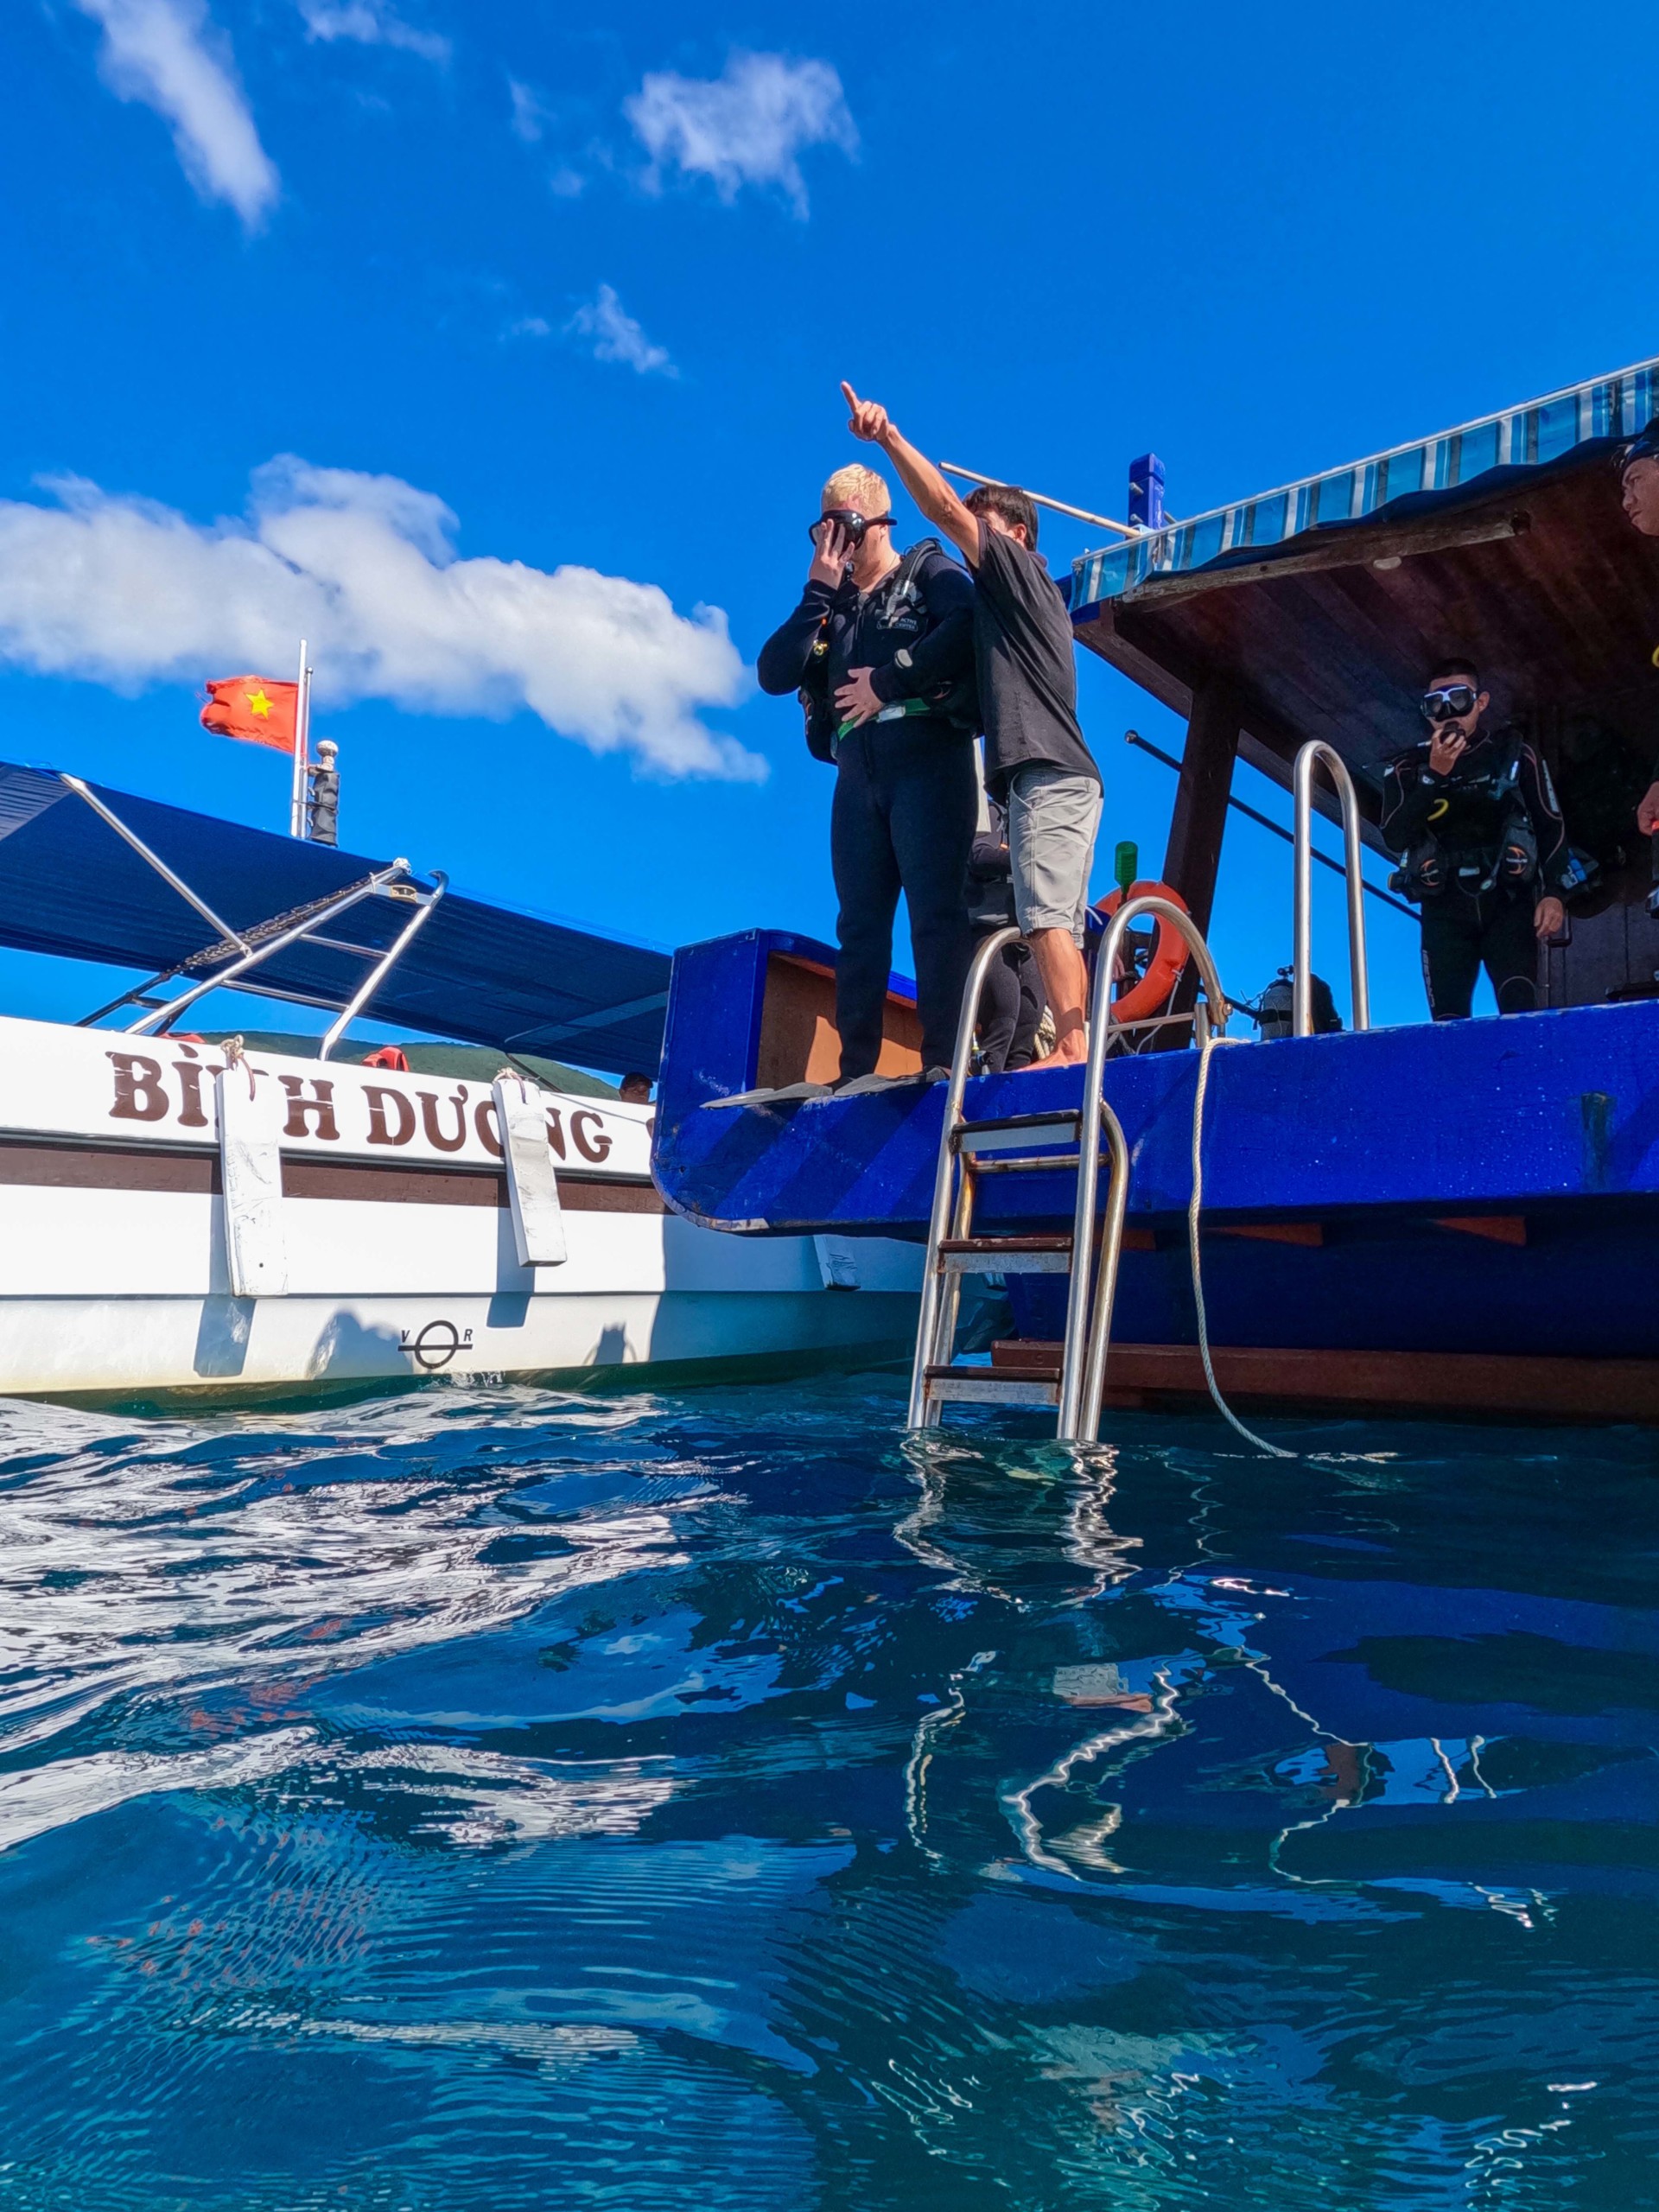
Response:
[1187, 1026, 1296, 1459]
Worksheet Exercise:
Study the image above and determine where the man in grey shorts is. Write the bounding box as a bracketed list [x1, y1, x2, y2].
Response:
[842, 383, 1102, 1066]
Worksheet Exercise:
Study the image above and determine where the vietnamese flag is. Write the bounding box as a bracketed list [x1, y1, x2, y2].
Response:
[200, 675, 300, 753]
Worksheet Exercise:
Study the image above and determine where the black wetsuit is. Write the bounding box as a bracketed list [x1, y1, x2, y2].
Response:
[965, 800, 1046, 1071]
[758, 546, 977, 1077]
[1380, 726, 1568, 1020]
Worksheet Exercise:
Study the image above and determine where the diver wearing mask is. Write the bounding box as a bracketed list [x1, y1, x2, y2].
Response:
[1380, 658, 1567, 1020]
[757, 465, 978, 1088]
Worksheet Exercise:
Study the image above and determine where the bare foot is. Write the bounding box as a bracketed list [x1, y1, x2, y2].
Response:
[1019, 1041, 1088, 1073]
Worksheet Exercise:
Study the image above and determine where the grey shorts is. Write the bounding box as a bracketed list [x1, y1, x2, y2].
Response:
[1006, 766, 1103, 942]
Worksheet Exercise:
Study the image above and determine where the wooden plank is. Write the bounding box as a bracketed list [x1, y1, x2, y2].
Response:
[1433, 1215, 1527, 1246]
[755, 952, 921, 1089]
[992, 1339, 1659, 1422]
[1212, 1221, 1325, 1247]
[1160, 677, 1242, 936]
[1118, 507, 1528, 610]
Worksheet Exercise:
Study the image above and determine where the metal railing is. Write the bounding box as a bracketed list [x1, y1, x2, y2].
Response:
[1292, 741, 1370, 1037]
[907, 925, 1022, 1429]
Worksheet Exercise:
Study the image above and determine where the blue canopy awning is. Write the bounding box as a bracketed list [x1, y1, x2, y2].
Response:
[1071, 355, 1659, 610]
[0, 763, 671, 1077]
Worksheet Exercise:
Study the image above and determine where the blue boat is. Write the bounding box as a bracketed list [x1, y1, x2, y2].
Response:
[652, 360, 1659, 1427]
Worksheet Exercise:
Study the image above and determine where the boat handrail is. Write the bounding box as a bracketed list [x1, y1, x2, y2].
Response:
[317, 873, 448, 1061]
[1291, 741, 1371, 1037]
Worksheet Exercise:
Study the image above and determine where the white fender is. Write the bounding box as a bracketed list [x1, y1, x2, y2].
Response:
[216, 1059, 288, 1297]
[492, 1076, 568, 1268]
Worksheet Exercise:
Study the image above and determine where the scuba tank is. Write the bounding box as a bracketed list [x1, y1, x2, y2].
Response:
[1249, 967, 1342, 1039]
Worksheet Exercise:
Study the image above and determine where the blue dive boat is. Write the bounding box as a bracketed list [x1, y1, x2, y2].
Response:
[652, 360, 1659, 1427]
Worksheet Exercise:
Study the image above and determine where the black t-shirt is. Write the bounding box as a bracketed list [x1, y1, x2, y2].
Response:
[971, 522, 1099, 799]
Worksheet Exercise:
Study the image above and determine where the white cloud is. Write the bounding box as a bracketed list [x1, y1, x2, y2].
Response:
[0, 460, 762, 781]
[566, 285, 675, 378]
[508, 75, 547, 142]
[71, 0, 279, 228]
[625, 50, 856, 217]
[296, 0, 449, 63]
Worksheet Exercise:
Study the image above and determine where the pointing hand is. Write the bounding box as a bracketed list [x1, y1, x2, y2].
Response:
[841, 382, 890, 446]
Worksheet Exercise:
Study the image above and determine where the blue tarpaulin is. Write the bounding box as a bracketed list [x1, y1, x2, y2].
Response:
[0, 762, 671, 1077]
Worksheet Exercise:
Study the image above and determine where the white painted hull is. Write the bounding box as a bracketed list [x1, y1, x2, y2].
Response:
[0, 1017, 921, 1399]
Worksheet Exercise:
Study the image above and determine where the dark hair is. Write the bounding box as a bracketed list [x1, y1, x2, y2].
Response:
[1427, 656, 1480, 690]
[965, 481, 1039, 551]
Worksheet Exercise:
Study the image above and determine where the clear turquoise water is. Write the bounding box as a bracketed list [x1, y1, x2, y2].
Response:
[0, 1376, 1655, 2209]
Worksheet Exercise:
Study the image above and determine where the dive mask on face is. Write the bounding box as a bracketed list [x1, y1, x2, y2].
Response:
[810, 508, 894, 549]
[1421, 684, 1478, 724]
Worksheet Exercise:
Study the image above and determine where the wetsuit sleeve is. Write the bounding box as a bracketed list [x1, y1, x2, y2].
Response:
[1378, 753, 1439, 854]
[756, 581, 838, 696]
[869, 557, 976, 704]
[1517, 743, 1571, 892]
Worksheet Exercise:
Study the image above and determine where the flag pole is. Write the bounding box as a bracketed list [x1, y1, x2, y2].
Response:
[289, 639, 311, 837]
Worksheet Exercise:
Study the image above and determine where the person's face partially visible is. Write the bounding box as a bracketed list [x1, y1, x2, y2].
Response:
[1622, 457, 1659, 536]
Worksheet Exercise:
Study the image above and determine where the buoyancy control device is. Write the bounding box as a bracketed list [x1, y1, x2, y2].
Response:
[798, 538, 979, 762]
[1389, 731, 1538, 902]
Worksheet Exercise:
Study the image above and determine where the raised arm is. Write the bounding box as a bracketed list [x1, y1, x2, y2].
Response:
[841, 382, 983, 569]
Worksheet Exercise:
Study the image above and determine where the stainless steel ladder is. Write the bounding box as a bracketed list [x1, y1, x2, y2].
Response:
[908, 902, 1232, 1440]
[1292, 741, 1370, 1037]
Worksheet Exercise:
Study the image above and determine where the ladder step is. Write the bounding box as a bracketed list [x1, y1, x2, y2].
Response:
[923, 1366, 1061, 1408]
[938, 1233, 1073, 1275]
[955, 1112, 1081, 1155]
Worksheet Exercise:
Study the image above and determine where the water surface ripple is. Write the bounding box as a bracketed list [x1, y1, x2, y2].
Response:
[0, 1379, 1654, 2209]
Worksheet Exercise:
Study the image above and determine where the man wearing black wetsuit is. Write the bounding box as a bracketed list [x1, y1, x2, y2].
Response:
[757, 463, 977, 1088]
[1380, 658, 1567, 1020]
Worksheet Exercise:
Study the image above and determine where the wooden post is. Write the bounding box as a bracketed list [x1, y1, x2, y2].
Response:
[1154, 678, 1243, 1043]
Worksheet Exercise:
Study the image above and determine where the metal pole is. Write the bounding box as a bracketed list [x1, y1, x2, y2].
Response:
[1077, 1101, 1131, 1442]
[289, 639, 311, 838]
[1124, 730, 1415, 920]
[60, 776, 251, 952]
[1292, 741, 1370, 1037]
[126, 864, 408, 1034]
[938, 463, 1141, 539]
[906, 925, 1021, 1428]
[317, 874, 447, 1060]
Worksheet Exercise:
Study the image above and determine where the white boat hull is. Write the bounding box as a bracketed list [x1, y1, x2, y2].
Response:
[0, 1018, 921, 1399]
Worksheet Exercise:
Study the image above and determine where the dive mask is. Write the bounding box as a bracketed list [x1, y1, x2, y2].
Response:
[810, 507, 894, 549]
[1421, 683, 1478, 723]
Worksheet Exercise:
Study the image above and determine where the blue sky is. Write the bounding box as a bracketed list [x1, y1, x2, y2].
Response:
[2, 0, 1654, 1039]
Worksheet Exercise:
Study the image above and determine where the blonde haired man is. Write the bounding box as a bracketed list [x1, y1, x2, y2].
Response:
[758, 454, 979, 1087]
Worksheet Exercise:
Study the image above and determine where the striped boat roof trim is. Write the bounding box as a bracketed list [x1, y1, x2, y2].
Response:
[1071, 356, 1659, 610]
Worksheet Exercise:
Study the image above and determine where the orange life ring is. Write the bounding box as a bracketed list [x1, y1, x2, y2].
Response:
[1094, 880, 1191, 1023]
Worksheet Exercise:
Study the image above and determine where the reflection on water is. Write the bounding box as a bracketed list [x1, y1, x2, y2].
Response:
[0, 1377, 1654, 2207]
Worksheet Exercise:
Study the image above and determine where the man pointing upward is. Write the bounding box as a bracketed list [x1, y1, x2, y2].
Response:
[841, 383, 1102, 1069]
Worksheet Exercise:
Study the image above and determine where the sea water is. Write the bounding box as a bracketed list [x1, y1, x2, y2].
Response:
[0, 1376, 1654, 2210]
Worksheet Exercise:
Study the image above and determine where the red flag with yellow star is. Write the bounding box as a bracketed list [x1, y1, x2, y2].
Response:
[200, 676, 300, 753]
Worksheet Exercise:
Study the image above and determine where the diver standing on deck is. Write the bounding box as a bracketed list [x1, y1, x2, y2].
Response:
[839, 384, 1102, 1071]
[757, 465, 978, 1090]
[1381, 658, 1567, 1020]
